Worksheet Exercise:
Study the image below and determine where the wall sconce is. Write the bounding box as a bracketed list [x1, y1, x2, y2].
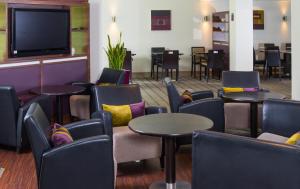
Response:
[112, 16, 116, 23]
[282, 15, 287, 22]
[203, 16, 210, 22]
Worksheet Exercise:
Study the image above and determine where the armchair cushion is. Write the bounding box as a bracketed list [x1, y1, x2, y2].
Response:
[51, 123, 73, 147]
[103, 101, 145, 127]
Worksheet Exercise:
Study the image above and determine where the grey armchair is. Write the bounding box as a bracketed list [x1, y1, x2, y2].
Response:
[91, 84, 167, 167]
[24, 103, 114, 189]
[0, 86, 51, 152]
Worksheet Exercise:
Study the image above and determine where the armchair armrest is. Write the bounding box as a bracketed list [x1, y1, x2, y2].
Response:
[91, 110, 113, 138]
[145, 106, 168, 115]
[179, 98, 225, 132]
[40, 135, 114, 189]
[64, 119, 107, 140]
[191, 90, 214, 101]
[192, 130, 300, 189]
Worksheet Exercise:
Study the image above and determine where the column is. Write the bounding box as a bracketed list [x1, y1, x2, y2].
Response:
[291, 0, 300, 100]
[229, 0, 253, 71]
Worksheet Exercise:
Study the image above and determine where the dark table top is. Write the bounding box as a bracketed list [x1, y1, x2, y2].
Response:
[128, 113, 213, 137]
[31, 85, 85, 96]
[221, 91, 286, 103]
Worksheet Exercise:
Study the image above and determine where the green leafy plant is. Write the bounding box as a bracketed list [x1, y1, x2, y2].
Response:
[105, 33, 126, 70]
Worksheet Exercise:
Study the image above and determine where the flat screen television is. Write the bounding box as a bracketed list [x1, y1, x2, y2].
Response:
[9, 8, 70, 58]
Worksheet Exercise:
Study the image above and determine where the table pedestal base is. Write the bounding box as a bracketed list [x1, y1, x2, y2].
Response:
[150, 181, 191, 189]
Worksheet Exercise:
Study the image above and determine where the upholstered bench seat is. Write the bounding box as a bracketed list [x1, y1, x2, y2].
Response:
[70, 95, 90, 120]
[225, 103, 263, 136]
[257, 132, 288, 143]
[113, 126, 161, 163]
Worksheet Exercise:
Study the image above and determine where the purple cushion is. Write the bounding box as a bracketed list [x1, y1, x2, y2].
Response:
[129, 101, 145, 118]
[244, 88, 259, 92]
[51, 123, 73, 147]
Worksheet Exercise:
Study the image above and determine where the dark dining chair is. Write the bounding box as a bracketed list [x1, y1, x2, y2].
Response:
[191, 47, 206, 77]
[200, 50, 224, 82]
[151, 47, 165, 79]
[264, 43, 275, 50]
[123, 50, 133, 81]
[157, 50, 180, 81]
[265, 49, 283, 80]
[0, 86, 52, 152]
[286, 43, 291, 51]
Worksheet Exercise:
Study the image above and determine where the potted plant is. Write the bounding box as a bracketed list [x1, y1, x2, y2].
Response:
[105, 33, 129, 83]
[105, 33, 126, 70]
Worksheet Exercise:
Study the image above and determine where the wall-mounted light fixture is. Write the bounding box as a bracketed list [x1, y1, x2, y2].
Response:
[112, 16, 116, 23]
[282, 15, 287, 22]
[203, 15, 210, 22]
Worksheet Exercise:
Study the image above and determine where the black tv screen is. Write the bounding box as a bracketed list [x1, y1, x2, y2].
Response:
[10, 8, 70, 58]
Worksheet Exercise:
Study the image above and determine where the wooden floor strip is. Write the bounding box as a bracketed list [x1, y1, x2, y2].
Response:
[0, 167, 4, 178]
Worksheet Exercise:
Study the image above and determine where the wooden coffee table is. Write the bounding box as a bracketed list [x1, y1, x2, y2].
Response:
[31, 85, 85, 124]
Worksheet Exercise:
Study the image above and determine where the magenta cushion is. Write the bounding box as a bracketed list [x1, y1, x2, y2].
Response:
[51, 123, 73, 147]
[244, 88, 259, 92]
[129, 101, 145, 118]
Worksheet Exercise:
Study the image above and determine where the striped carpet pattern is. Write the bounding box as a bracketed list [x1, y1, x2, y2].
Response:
[132, 73, 291, 110]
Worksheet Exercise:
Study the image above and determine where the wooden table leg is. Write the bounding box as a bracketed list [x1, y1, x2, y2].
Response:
[250, 102, 258, 138]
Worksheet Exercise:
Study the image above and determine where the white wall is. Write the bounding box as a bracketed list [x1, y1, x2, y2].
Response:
[89, 0, 290, 81]
[230, 0, 253, 71]
[291, 0, 300, 100]
[89, 0, 228, 81]
[253, 0, 291, 48]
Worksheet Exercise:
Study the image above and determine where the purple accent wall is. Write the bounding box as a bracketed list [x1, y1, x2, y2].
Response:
[0, 65, 40, 93]
[42, 60, 88, 86]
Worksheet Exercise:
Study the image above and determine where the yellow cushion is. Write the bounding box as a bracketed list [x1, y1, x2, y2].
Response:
[103, 104, 132, 127]
[286, 132, 300, 145]
[98, 83, 116, 86]
[223, 87, 244, 93]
